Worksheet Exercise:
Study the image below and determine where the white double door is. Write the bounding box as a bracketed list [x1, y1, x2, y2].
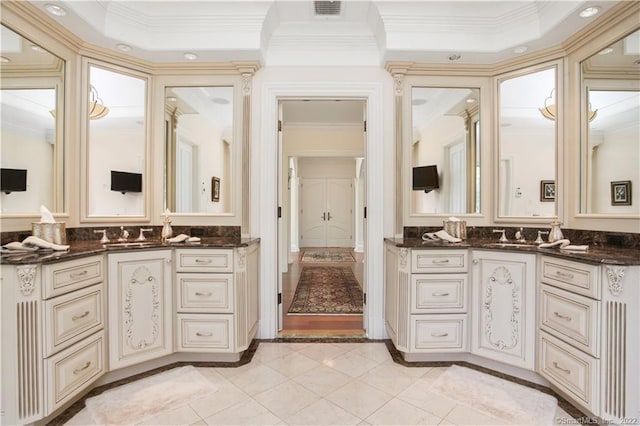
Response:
[300, 178, 353, 247]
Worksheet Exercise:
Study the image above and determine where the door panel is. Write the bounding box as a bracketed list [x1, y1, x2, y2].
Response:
[326, 178, 354, 247]
[300, 178, 327, 247]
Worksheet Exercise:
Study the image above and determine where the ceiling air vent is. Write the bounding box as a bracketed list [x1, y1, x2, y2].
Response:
[314, 1, 341, 16]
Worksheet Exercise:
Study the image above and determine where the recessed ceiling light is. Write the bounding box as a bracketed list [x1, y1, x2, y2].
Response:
[513, 46, 528, 54]
[598, 47, 613, 55]
[183, 52, 198, 60]
[45, 4, 67, 16]
[1, 56, 10, 63]
[579, 6, 600, 18]
[448, 54, 461, 62]
[211, 97, 230, 105]
[466, 98, 477, 104]
[116, 44, 132, 52]
[412, 99, 427, 106]
[167, 96, 177, 102]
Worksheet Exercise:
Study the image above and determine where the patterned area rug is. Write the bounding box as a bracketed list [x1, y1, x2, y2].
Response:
[430, 365, 558, 425]
[288, 266, 363, 314]
[300, 249, 356, 262]
[84, 366, 217, 425]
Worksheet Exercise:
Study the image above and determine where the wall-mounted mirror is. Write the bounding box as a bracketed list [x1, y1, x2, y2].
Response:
[0, 24, 64, 214]
[86, 63, 147, 217]
[164, 86, 233, 214]
[411, 87, 481, 214]
[497, 65, 557, 218]
[581, 29, 640, 215]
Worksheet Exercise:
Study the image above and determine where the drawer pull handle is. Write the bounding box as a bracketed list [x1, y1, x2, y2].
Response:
[431, 332, 449, 337]
[553, 312, 572, 322]
[196, 332, 213, 337]
[555, 271, 575, 280]
[553, 362, 571, 374]
[195, 291, 212, 297]
[195, 259, 213, 264]
[72, 311, 91, 321]
[70, 270, 89, 279]
[73, 361, 91, 374]
[432, 259, 450, 264]
[432, 292, 450, 297]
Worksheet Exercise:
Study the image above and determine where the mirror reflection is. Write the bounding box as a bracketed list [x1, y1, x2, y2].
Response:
[0, 24, 64, 214]
[88, 65, 146, 216]
[498, 66, 556, 217]
[581, 29, 640, 215]
[165, 86, 233, 214]
[411, 87, 480, 214]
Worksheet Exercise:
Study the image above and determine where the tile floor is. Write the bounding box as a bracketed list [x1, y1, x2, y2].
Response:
[66, 342, 572, 425]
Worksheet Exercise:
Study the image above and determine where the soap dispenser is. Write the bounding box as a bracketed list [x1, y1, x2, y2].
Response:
[548, 217, 564, 243]
[161, 210, 173, 242]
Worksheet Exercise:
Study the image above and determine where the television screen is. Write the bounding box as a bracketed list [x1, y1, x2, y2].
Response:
[111, 170, 142, 194]
[1, 168, 27, 194]
[413, 165, 439, 192]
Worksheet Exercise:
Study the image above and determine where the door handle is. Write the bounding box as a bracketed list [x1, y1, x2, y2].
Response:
[327, 212, 332, 221]
[322, 212, 326, 221]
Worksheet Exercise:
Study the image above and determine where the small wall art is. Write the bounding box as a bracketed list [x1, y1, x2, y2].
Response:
[211, 176, 220, 202]
[611, 180, 631, 206]
[540, 180, 555, 202]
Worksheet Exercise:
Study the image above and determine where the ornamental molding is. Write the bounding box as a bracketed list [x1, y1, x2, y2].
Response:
[242, 73, 252, 96]
[605, 266, 626, 297]
[16, 265, 37, 297]
[393, 73, 404, 96]
[237, 248, 247, 269]
[484, 266, 520, 350]
[124, 266, 160, 350]
[398, 248, 408, 267]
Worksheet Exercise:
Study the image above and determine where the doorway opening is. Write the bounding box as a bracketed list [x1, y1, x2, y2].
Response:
[278, 99, 366, 337]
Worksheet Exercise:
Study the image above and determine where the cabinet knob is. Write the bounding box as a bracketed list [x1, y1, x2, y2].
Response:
[166, 258, 172, 264]
[473, 258, 478, 264]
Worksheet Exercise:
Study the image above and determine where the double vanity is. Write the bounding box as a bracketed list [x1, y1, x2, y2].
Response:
[0, 235, 259, 425]
[385, 236, 639, 424]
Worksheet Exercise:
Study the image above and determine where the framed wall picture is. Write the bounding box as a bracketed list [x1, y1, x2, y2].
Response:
[611, 180, 631, 206]
[540, 180, 555, 202]
[211, 176, 220, 202]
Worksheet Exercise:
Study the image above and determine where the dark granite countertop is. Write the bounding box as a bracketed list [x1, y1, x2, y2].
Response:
[385, 237, 640, 266]
[0, 237, 260, 265]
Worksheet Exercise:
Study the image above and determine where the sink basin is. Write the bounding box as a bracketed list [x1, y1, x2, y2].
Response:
[104, 241, 157, 249]
[485, 243, 537, 248]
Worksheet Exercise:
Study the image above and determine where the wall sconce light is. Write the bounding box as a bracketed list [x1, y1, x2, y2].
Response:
[539, 89, 597, 122]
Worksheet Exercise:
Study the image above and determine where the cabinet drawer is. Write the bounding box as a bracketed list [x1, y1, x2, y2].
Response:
[175, 249, 233, 273]
[540, 257, 600, 299]
[539, 331, 599, 413]
[176, 314, 233, 352]
[412, 274, 467, 313]
[43, 256, 104, 299]
[540, 285, 599, 357]
[43, 284, 105, 357]
[45, 331, 106, 413]
[176, 273, 233, 313]
[411, 314, 467, 352]
[411, 250, 467, 273]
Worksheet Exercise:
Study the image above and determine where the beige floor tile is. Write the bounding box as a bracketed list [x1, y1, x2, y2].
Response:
[64, 407, 94, 425]
[227, 364, 289, 396]
[254, 380, 319, 419]
[298, 342, 354, 363]
[325, 379, 394, 419]
[195, 367, 231, 386]
[136, 404, 202, 425]
[357, 362, 418, 396]
[215, 361, 260, 379]
[292, 365, 353, 396]
[190, 421, 207, 426]
[329, 351, 382, 378]
[203, 399, 282, 425]
[284, 398, 361, 425]
[348, 343, 393, 364]
[554, 406, 574, 424]
[444, 404, 510, 425]
[252, 343, 308, 363]
[365, 398, 441, 425]
[189, 381, 251, 419]
[397, 381, 457, 418]
[264, 351, 321, 378]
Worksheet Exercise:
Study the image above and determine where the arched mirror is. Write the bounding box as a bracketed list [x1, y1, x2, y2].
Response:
[0, 24, 64, 215]
[164, 86, 234, 214]
[580, 29, 640, 215]
[410, 87, 481, 215]
[497, 64, 558, 219]
[84, 62, 148, 219]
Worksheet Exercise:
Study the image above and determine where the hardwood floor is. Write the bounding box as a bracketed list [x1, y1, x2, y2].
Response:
[281, 247, 365, 337]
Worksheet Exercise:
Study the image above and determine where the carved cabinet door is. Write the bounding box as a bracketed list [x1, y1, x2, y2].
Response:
[108, 250, 172, 370]
[471, 250, 536, 370]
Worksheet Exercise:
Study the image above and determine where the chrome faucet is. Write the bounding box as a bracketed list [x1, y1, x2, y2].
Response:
[492, 229, 508, 243]
[136, 228, 153, 241]
[535, 230, 549, 245]
[94, 229, 109, 244]
[515, 227, 527, 243]
[118, 226, 129, 242]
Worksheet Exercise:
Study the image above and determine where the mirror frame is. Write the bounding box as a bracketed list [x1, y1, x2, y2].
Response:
[153, 74, 244, 226]
[0, 9, 73, 231]
[403, 75, 492, 227]
[80, 58, 152, 223]
[493, 60, 563, 224]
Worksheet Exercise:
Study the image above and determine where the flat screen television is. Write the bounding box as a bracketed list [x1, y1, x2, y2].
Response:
[1, 168, 28, 194]
[413, 165, 439, 193]
[111, 170, 142, 194]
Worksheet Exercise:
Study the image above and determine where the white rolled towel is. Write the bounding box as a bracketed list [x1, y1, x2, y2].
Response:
[539, 239, 589, 251]
[22, 236, 70, 251]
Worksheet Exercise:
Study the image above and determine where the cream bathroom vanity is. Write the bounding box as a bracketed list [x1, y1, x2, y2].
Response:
[0, 241, 259, 426]
[384, 239, 639, 423]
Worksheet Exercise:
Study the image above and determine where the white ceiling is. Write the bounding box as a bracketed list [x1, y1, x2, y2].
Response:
[27, 0, 619, 65]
